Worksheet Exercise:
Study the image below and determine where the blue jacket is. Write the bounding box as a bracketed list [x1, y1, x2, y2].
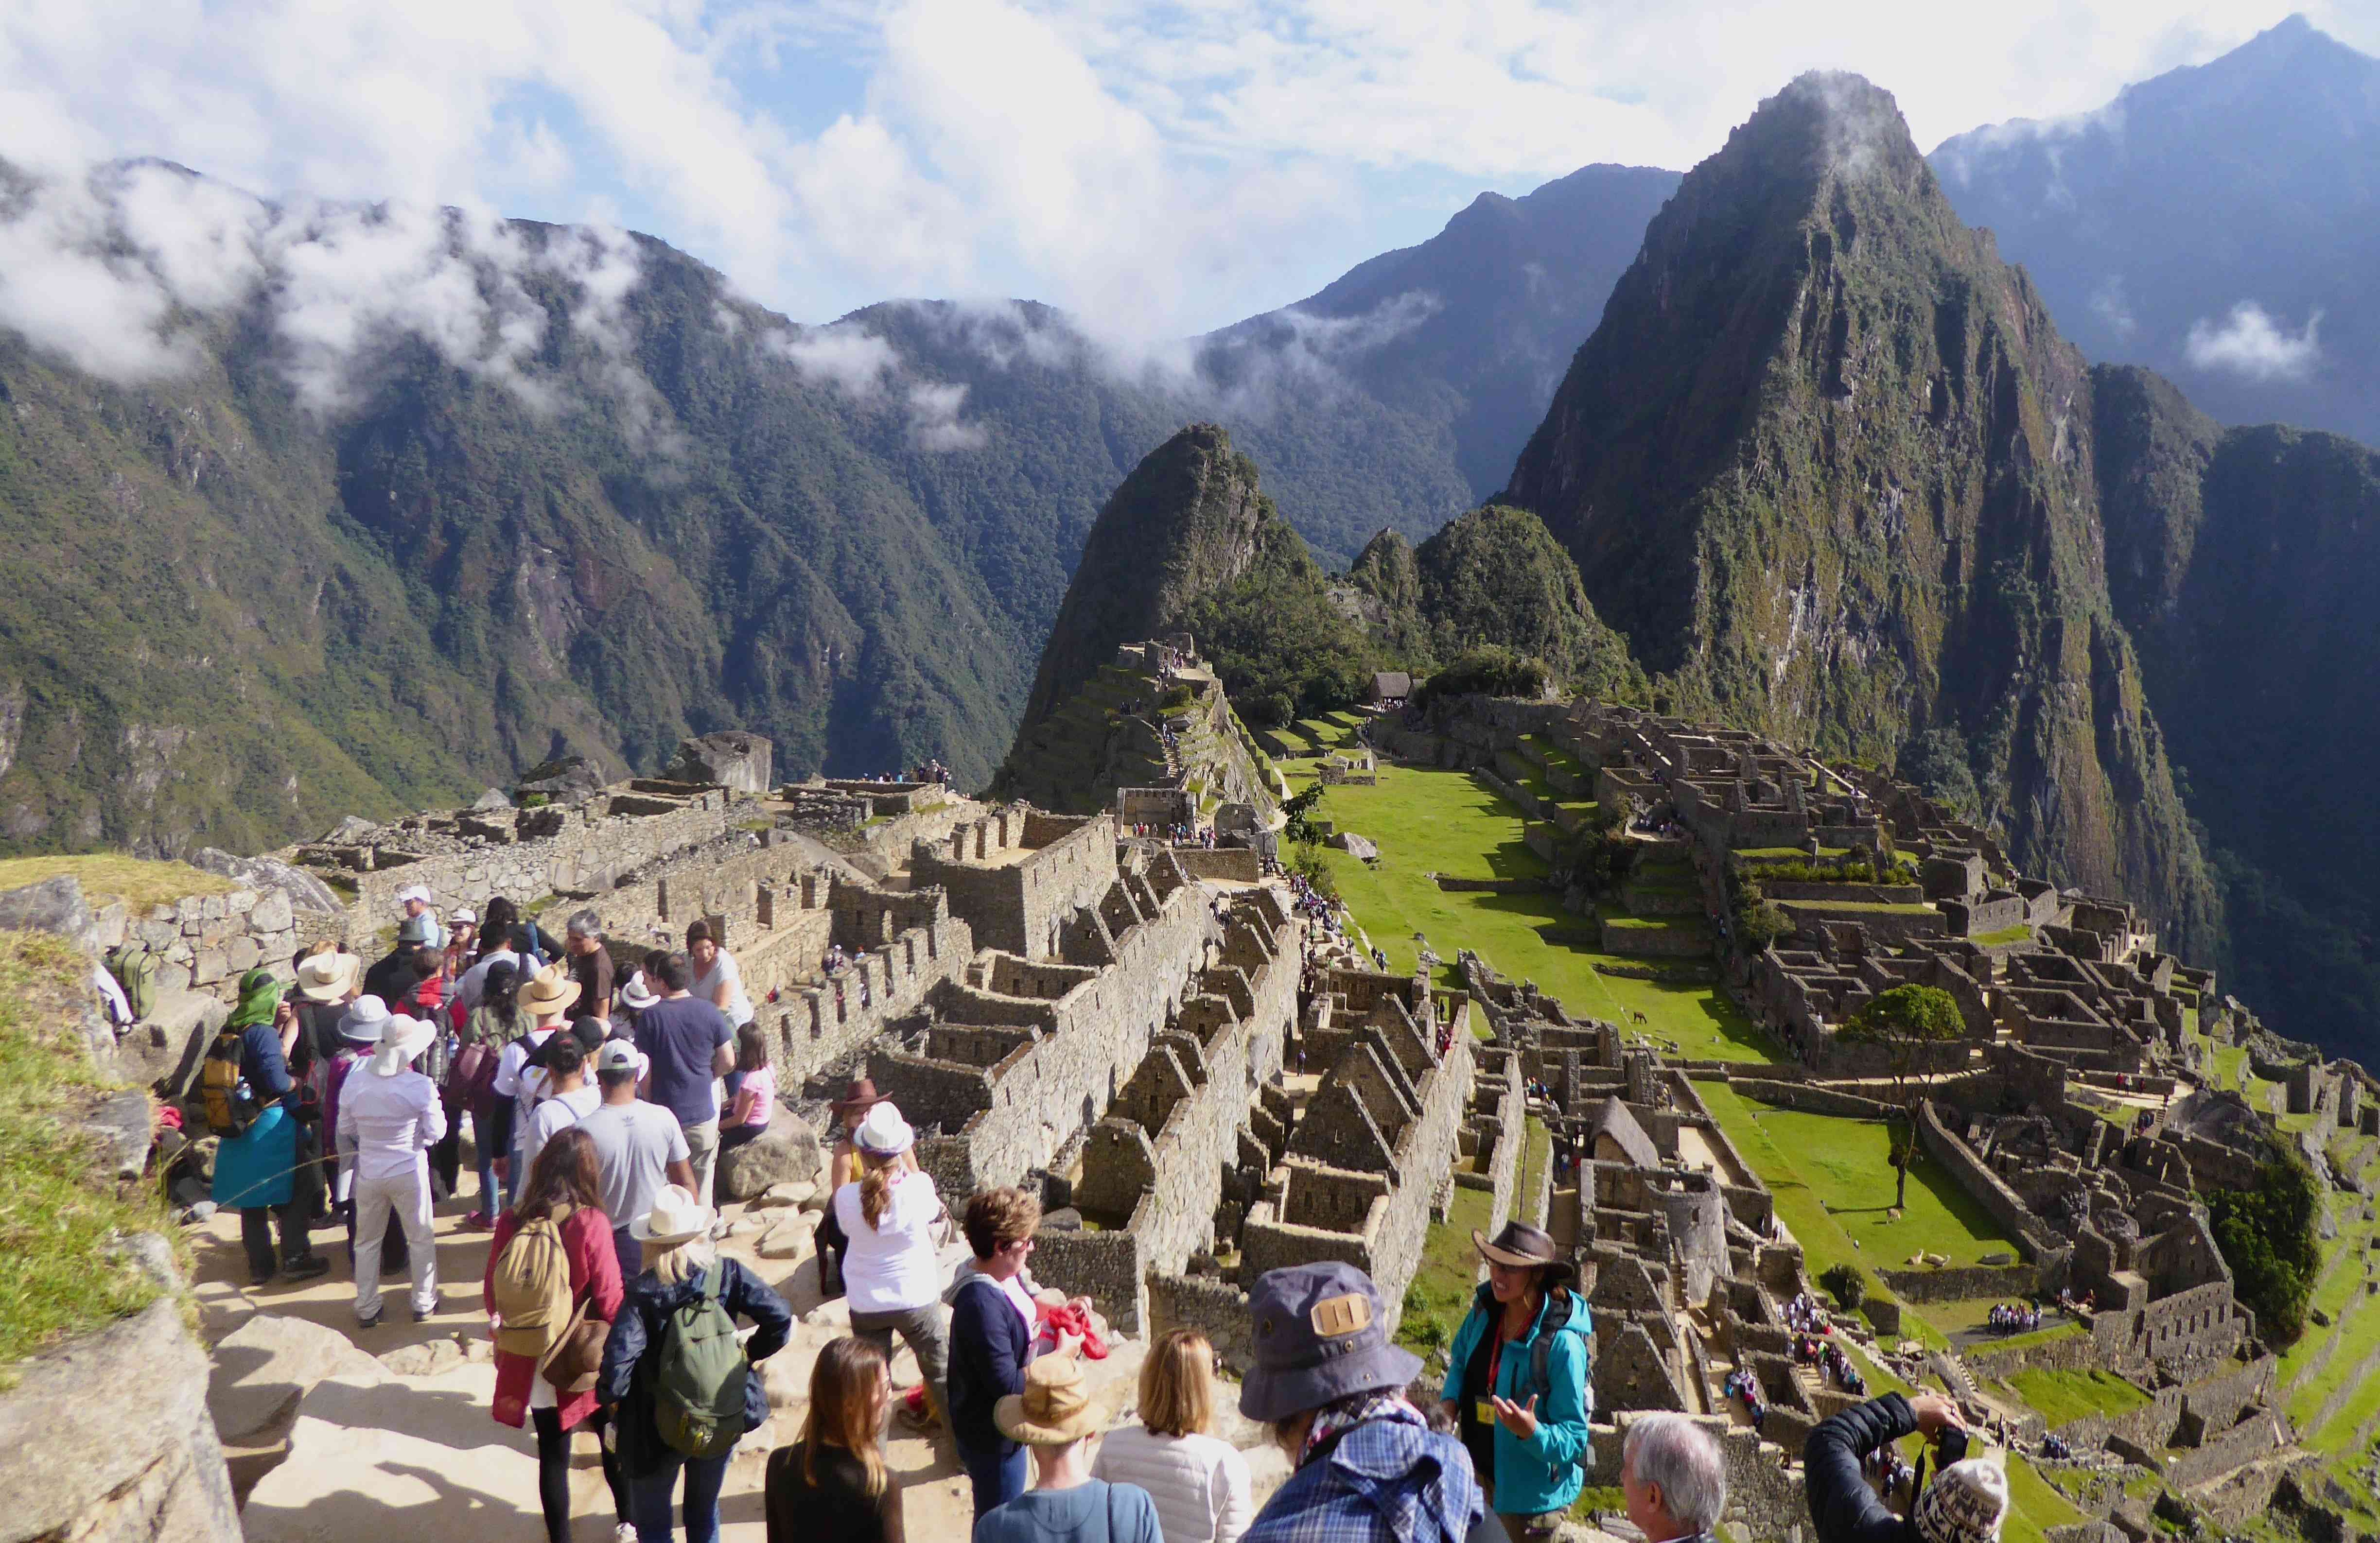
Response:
[212, 1024, 303, 1208]
[598, 1258, 791, 1476]
[949, 1272, 1032, 1454]
[1242, 1414, 1481, 1543]
[1438, 1285, 1595, 1515]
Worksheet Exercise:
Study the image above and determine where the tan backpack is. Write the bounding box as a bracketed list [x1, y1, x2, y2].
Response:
[491, 1203, 578, 1360]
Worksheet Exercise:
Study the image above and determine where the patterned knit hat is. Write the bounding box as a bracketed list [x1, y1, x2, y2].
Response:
[1915, 1458, 2010, 1543]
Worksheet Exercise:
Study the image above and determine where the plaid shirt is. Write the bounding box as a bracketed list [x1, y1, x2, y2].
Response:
[1242, 1413, 1483, 1543]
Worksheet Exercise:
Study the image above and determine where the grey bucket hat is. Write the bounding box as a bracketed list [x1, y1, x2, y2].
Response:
[1239, 1261, 1423, 1422]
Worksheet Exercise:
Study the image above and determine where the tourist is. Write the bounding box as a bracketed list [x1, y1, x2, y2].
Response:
[486, 1127, 630, 1543]
[816, 1079, 911, 1298]
[686, 919, 754, 1028]
[1437, 1221, 1593, 1540]
[578, 1040, 695, 1277]
[1806, 1392, 2008, 1543]
[456, 921, 533, 1015]
[520, 1033, 601, 1180]
[1239, 1261, 1480, 1543]
[323, 996, 408, 1276]
[834, 1103, 952, 1429]
[456, 958, 525, 1227]
[395, 883, 447, 948]
[634, 950, 735, 1206]
[566, 909, 616, 1022]
[337, 1010, 446, 1327]
[949, 1187, 1046, 1515]
[718, 1024, 775, 1157]
[765, 1337, 905, 1543]
[616, 970, 660, 1039]
[975, 1356, 1160, 1543]
[491, 963, 581, 1208]
[1621, 1415, 1727, 1543]
[478, 896, 563, 970]
[598, 1184, 792, 1543]
[211, 966, 332, 1286]
[1094, 1327, 1253, 1543]
[291, 942, 364, 1068]
[364, 910, 441, 1004]
[446, 906, 478, 965]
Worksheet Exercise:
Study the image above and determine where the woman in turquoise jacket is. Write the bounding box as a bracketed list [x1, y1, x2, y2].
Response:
[1437, 1221, 1594, 1539]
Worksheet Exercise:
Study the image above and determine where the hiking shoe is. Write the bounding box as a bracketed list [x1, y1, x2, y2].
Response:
[355, 1307, 383, 1330]
[281, 1255, 331, 1283]
[461, 1210, 491, 1231]
[412, 1295, 447, 1323]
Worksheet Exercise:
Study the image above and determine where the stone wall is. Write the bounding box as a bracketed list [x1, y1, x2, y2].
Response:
[121, 884, 337, 1002]
[1879, 1263, 2042, 1304]
[1916, 1098, 2066, 1261]
[2164, 1409, 2290, 1489]
[909, 810, 1116, 961]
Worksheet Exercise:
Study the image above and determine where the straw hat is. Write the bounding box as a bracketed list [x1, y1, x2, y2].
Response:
[852, 1102, 914, 1157]
[369, 1013, 438, 1077]
[630, 1184, 716, 1246]
[618, 971, 659, 1011]
[294, 946, 362, 1004]
[994, 1354, 1109, 1445]
[338, 995, 392, 1044]
[520, 962, 581, 1019]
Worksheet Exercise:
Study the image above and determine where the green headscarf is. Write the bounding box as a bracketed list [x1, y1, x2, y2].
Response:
[225, 968, 284, 1033]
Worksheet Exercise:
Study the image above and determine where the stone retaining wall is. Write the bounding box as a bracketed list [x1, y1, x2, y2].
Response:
[1917, 1097, 2066, 1261]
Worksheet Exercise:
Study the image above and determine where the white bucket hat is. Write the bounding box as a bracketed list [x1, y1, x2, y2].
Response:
[852, 1101, 915, 1157]
[369, 1012, 438, 1077]
[630, 1184, 716, 1246]
[338, 995, 392, 1043]
[618, 971, 659, 1011]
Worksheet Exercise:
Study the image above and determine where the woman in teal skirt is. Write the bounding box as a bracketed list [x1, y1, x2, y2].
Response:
[211, 969, 331, 1285]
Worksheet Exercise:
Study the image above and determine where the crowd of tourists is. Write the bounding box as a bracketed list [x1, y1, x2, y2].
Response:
[1984, 1301, 2042, 1335]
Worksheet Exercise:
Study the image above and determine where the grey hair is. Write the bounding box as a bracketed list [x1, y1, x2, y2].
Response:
[566, 908, 603, 941]
[1625, 1414, 1727, 1534]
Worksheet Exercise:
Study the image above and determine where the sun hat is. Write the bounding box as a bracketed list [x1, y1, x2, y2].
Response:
[368, 1012, 438, 1077]
[1473, 1220, 1579, 1289]
[1914, 1457, 2010, 1543]
[594, 1040, 645, 1076]
[630, 1183, 715, 1246]
[519, 962, 582, 1019]
[618, 971, 659, 1011]
[450, 906, 477, 927]
[1238, 1261, 1423, 1422]
[852, 1101, 915, 1157]
[398, 912, 440, 946]
[294, 946, 361, 1004]
[994, 1353, 1110, 1445]
[832, 1077, 887, 1117]
[338, 995, 392, 1043]
[394, 884, 433, 908]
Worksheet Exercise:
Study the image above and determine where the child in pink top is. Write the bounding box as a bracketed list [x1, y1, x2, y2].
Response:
[719, 1023, 774, 1154]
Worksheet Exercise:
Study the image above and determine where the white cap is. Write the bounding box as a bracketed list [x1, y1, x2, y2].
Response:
[450, 906, 477, 925]
[394, 884, 433, 907]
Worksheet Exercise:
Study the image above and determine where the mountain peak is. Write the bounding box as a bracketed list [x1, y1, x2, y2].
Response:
[1733, 71, 1925, 184]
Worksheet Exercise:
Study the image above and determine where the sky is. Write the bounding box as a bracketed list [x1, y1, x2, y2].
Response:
[4, 0, 2379, 344]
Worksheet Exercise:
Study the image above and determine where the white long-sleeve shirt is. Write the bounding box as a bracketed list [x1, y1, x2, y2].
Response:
[1092, 1424, 1253, 1543]
[336, 1069, 447, 1184]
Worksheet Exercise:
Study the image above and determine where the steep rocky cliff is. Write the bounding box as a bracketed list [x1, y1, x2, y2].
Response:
[1503, 73, 2219, 957]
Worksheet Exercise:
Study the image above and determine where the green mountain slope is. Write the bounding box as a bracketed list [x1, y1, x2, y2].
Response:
[1502, 73, 2220, 959]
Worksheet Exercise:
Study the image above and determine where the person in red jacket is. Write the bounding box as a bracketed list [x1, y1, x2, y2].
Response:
[486, 1127, 630, 1543]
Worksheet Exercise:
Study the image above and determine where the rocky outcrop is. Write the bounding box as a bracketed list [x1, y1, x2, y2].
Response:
[185, 849, 345, 916]
[716, 1114, 823, 1202]
[512, 755, 608, 805]
[0, 1296, 240, 1543]
[206, 1313, 390, 1447]
[664, 731, 775, 795]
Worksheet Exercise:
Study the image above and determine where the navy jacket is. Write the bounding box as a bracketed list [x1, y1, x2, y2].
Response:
[947, 1272, 1032, 1453]
[598, 1257, 791, 1475]
[1804, 1392, 1922, 1543]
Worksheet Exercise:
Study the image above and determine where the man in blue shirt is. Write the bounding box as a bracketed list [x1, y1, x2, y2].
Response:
[631, 950, 734, 1206]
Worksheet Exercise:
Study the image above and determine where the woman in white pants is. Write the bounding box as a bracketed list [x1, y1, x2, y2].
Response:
[338, 1012, 447, 1327]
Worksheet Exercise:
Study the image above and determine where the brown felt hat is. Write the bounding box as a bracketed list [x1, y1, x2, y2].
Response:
[832, 1077, 887, 1116]
[1473, 1221, 1579, 1288]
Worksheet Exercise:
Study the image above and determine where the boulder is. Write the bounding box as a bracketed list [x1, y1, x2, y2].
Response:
[513, 755, 607, 805]
[750, 1180, 816, 1210]
[663, 731, 775, 796]
[1215, 803, 1261, 834]
[472, 786, 513, 810]
[0, 874, 102, 952]
[208, 1311, 389, 1444]
[187, 848, 346, 916]
[378, 1336, 466, 1377]
[320, 815, 379, 844]
[122, 987, 229, 1097]
[756, 1220, 812, 1260]
[716, 1114, 822, 1201]
[1980, 1251, 2015, 1266]
[83, 1088, 155, 1181]
[1330, 832, 1379, 861]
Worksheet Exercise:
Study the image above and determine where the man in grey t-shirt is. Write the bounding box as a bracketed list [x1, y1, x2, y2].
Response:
[579, 1042, 694, 1275]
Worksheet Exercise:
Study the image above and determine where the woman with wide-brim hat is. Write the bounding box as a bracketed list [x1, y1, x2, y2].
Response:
[814, 1078, 907, 1300]
[290, 942, 364, 1074]
[1436, 1222, 1595, 1540]
[974, 1356, 1160, 1543]
[490, 963, 579, 1209]
[832, 1103, 953, 1431]
[598, 1183, 792, 1543]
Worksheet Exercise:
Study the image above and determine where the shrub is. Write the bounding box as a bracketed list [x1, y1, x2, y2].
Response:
[2205, 1146, 2322, 1341]
[1290, 842, 1338, 899]
[1413, 646, 1552, 709]
[1820, 1263, 1867, 1310]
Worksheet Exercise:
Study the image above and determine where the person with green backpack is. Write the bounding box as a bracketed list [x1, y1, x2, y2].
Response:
[597, 1184, 792, 1543]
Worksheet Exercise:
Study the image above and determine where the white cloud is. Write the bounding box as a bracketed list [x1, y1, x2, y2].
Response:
[2090, 276, 2139, 339]
[769, 324, 901, 398]
[2184, 301, 2322, 382]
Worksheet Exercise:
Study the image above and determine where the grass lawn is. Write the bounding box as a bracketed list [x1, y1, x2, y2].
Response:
[1775, 899, 1940, 917]
[2286, 1270, 2380, 1429]
[1746, 1108, 2019, 1266]
[1302, 764, 1780, 1065]
[1735, 846, 1852, 862]
[1966, 1321, 2086, 1359]
[0, 853, 231, 911]
[1518, 1117, 1552, 1227]
[1396, 1184, 1492, 1356]
[2002, 1453, 2086, 1543]
[2002, 1368, 2150, 1426]
[0, 931, 176, 1384]
[1970, 924, 2034, 948]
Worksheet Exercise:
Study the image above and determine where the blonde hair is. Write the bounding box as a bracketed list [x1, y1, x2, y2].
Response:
[1138, 1327, 1216, 1439]
[858, 1147, 903, 1231]
[646, 1235, 718, 1287]
[801, 1337, 890, 1497]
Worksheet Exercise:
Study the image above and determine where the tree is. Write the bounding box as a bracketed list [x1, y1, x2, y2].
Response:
[1841, 984, 1967, 1209]
[2205, 1146, 2323, 1342]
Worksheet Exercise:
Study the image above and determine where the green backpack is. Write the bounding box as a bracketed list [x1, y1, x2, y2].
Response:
[652, 1269, 749, 1459]
[104, 942, 160, 1022]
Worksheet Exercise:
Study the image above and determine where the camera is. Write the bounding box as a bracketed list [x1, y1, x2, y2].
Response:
[1935, 1426, 1969, 1466]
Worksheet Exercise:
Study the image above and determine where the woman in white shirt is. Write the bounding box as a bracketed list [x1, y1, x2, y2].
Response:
[1093, 1327, 1253, 1543]
[684, 919, 753, 1027]
[831, 1103, 951, 1426]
